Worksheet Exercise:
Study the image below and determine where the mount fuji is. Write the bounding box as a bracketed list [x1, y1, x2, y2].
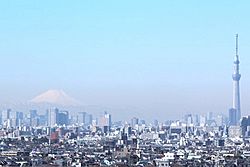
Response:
[30, 89, 81, 106]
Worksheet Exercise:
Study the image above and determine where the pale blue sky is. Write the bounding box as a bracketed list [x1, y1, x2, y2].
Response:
[0, 0, 250, 120]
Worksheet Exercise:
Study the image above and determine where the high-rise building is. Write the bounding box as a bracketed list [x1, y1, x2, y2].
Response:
[215, 114, 223, 127]
[140, 119, 146, 125]
[153, 119, 159, 127]
[30, 110, 37, 119]
[207, 112, 213, 121]
[56, 110, 69, 126]
[1, 109, 14, 128]
[99, 111, 112, 133]
[231, 34, 241, 125]
[47, 108, 69, 127]
[131, 117, 139, 128]
[229, 108, 237, 126]
[241, 116, 250, 137]
[85, 114, 93, 126]
[184, 114, 193, 126]
[48, 108, 58, 127]
[199, 115, 206, 127]
[193, 114, 200, 126]
[77, 112, 86, 125]
[1, 109, 11, 125]
[16, 111, 24, 127]
[30, 110, 39, 127]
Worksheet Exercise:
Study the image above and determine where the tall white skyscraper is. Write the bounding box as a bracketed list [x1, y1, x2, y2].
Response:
[48, 108, 58, 127]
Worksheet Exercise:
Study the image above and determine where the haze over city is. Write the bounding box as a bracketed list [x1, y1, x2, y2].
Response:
[1, 1, 250, 121]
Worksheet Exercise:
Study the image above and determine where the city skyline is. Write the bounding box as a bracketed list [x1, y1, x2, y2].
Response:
[1, 1, 250, 166]
[1, 1, 250, 121]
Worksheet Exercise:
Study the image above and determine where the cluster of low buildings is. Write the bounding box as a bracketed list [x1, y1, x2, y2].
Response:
[0, 110, 249, 166]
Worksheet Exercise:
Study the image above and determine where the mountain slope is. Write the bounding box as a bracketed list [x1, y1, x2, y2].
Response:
[30, 89, 81, 106]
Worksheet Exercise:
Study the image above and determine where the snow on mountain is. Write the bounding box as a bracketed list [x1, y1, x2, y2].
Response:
[30, 89, 81, 106]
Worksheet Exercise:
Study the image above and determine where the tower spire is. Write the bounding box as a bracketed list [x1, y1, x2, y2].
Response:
[230, 34, 241, 125]
[236, 34, 238, 55]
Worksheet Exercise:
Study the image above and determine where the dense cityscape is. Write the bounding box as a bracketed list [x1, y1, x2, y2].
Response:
[1, 1, 250, 167]
[0, 36, 248, 167]
[0, 106, 250, 167]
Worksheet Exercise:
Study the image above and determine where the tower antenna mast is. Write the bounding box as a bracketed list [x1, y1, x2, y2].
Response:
[236, 34, 238, 56]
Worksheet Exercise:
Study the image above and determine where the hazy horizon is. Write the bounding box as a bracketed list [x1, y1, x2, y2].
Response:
[1, 1, 250, 121]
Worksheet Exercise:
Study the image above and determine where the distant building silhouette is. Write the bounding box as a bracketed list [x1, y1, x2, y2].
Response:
[131, 117, 139, 128]
[241, 116, 250, 137]
[229, 108, 237, 126]
[47, 108, 69, 127]
[99, 111, 112, 133]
